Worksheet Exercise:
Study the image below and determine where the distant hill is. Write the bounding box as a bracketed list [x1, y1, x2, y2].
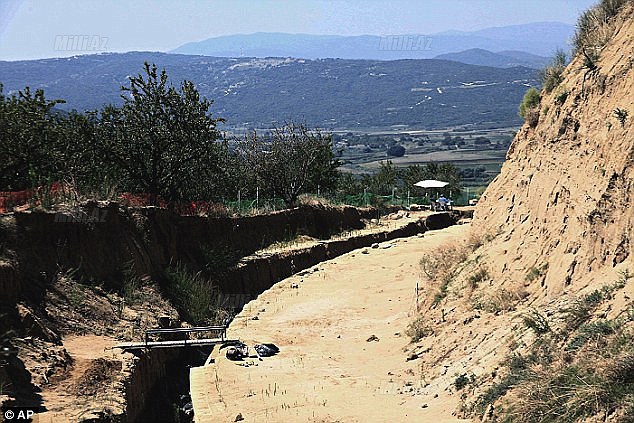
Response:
[0, 52, 538, 130]
[434, 49, 550, 69]
[171, 22, 573, 59]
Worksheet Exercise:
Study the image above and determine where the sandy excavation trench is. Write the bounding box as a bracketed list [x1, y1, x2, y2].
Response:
[191, 224, 470, 423]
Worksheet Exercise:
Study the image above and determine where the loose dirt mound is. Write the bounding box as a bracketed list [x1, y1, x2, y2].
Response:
[72, 358, 122, 396]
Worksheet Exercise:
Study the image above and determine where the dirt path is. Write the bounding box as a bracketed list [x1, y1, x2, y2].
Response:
[191, 224, 471, 423]
[34, 335, 124, 423]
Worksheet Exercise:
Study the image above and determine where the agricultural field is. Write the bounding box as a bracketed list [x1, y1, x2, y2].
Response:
[335, 127, 516, 188]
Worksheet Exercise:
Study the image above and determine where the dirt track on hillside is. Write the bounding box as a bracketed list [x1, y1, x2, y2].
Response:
[190, 224, 470, 423]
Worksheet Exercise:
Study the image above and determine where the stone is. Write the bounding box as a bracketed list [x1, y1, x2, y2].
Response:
[406, 353, 419, 362]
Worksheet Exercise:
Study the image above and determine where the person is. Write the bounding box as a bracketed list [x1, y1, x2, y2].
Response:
[437, 195, 449, 211]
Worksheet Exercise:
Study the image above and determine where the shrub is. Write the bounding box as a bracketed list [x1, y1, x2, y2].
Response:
[565, 320, 615, 351]
[419, 242, 469, 307]
[468, 267, 489, 289]
[454, 373, 475, 390]
[405, 316, 433, 342]
[163, 263, 226, 325]
[554, 88, 569, 105]
[471, 288, 521, 314]
[573, 0, 630, 54]
[614, 108, 629, 127]
[519, 88, 541, 127]
[539, 49, 568, 93]
[522, 309, 550, 334]
[525, 263, 548, 282]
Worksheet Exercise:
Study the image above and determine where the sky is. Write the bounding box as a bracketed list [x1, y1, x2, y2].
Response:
[0, 0, 598, 61]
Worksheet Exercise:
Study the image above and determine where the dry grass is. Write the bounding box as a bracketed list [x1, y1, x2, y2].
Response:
[503, 324, 634, 423]
[419, 243, 469, 307]
[297, 194, 334, 207]
[417, 230, 497, 309]
[573, 0, 631, 54]
[469, 275, 634, 422]
[471, 286, 526, 314]
[405, 316, 433, 342]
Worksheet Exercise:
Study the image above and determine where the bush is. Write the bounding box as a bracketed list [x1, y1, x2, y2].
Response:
[454, 373, 474, 390]
[540, 50, 568, 93]
[525, 263, 548, 282]
[519, 88, 540, 127]
[405, 316, 433, 342]
[163, 263, 226, 325]
[386, 144, 406, 157]
[522, 309, 550, 334]
[554, 88, 569, 105]
[614, 108, 629, 127]
[468, 267, 489, 289]
[573, 0, 630, 54]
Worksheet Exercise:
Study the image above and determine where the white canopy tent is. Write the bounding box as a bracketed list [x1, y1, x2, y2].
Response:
[414, 179, 449, 188]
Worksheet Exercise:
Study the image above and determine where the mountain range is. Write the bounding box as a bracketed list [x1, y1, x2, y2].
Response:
[171, 22, 573, 63]
[0, 52, 539, 130]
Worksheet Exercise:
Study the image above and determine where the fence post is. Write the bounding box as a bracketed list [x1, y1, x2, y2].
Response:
[256, 187, 259, 209]
[407, 189, 410, 207]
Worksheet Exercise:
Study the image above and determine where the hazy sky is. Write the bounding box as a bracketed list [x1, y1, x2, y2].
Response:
[0, 0, 597, 61]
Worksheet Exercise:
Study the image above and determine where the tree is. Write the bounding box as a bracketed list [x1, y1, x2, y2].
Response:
[95, 62, 224, 203]
[237, 122, 340, 207]
[386, 144, 406, 157]
[403, 164, 426, 189]
[369, 160, 399, 195]
[0, 85, 66, 190]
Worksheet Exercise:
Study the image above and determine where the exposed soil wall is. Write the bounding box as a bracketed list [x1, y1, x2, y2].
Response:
[221, 214, 463, 303]
[1, 204, 380, 303]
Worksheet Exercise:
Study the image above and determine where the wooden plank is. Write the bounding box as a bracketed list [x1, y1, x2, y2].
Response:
[145, 326, 226, 334]
[114, 338, 238, 351]
[144, 326, 227, 343]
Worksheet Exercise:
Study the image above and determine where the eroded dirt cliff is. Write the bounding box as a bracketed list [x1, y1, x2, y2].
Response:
[403, 4, 634, 422]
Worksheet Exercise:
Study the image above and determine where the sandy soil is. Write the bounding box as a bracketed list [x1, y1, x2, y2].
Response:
[191, 224, 471, 423]
[34, 335, 125, 423]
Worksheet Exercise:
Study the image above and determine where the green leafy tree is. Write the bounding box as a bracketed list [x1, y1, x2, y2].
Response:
[238, 122, 339, 207]
[369, 160, 399, 195]
[335, 172, 364, 198]
[403, 164, 426, 189]
[0, 85, 66, 190]
[96, 62, 224, 203]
